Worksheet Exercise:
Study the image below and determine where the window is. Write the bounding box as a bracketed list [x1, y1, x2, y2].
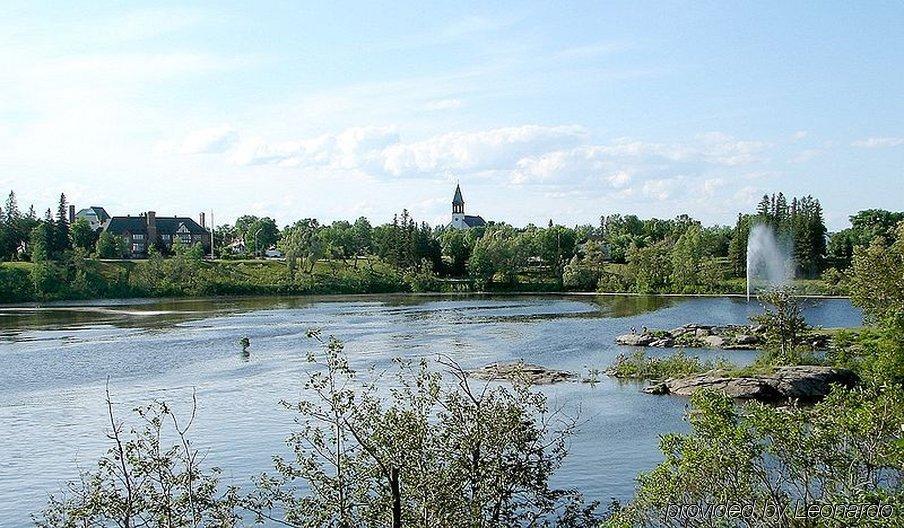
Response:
[132, 243, 144, 252]
[133, 234, 145, 241]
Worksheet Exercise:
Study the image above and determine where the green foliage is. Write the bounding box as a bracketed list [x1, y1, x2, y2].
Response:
[728, 213, 751, 277]
[95, 231, 125, 259]
[35, 392, 241, 527]
[29, 223, 51, 263]
[0, 264, 33, 302]
[235, 215, 280, 255]
[605, 385, 904, 528]
[246, 333, 599, 527]
[439, 228, 477, 276]
[750, 287, 813, 363]
[826, 327, 904, 385]
[627, 242, 672, 293]
[848, 223, 904, 330]
[669, 225, 703, 291]
[468, 225, 531, 286]
[608, 351, 730, 380]
[827, 210, 904, 269]
[562, 256, 601, 291]
[70, 218, 96, 252]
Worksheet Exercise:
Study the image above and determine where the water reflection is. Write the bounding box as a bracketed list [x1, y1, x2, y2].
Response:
[0, 294, 862, 528]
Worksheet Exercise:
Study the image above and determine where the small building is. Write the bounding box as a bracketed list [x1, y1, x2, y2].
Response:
[104, 211, 211, 258]
[74, 206, 111, 231]
[448, 184, 486, 230]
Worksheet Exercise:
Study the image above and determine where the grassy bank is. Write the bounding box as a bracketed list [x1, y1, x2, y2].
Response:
[0, 258, 846, 304]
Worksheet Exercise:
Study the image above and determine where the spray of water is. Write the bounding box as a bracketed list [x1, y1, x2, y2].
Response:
[746, 223, 793, 301]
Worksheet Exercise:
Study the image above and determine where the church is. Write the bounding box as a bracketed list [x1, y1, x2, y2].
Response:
[448, 184, 486, 230]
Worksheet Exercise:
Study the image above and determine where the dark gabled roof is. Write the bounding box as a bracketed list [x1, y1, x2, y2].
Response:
[105, 216, 208, 236]
[154, 217, 208, 235]
[106, 216, 147, 234]
[452, 184, 464, 205]
[463, 215, 486, 227]
[76, 206, 111, 221]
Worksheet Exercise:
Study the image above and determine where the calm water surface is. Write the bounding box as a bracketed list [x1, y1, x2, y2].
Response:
[0, 294, 862, 527]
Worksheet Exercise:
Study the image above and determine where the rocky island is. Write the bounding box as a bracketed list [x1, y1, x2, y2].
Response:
[615, 323, 829, 350]
[640, 365, 858, 403]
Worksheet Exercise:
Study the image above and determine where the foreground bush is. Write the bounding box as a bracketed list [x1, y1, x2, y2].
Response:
[604, 385, 904, 528]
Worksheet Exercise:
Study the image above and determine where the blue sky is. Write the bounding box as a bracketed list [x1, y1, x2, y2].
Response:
[1, 1, 902, 229]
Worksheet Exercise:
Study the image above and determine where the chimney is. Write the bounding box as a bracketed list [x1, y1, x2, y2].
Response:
[199, 212, 206, 229]
[68, 204, 75, 223]
[147, 211, 157, 245]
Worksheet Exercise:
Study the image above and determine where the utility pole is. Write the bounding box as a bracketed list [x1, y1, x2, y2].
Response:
[209, 210, 215, 260]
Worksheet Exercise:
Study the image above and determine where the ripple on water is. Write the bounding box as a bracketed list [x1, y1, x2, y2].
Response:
[0, 295, 862, 527]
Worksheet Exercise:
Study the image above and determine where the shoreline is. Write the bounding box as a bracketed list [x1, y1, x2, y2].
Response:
[0, 290, 852, 310]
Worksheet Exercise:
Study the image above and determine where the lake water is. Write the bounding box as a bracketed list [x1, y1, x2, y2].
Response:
[0, 294, 862, 526]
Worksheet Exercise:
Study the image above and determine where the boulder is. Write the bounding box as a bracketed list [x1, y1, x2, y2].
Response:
[694, 328, 711, 337]
[735, 334, 760, 345]
[616, 333, 656, 346]
[659, 366, 858, 403]
[665, 375, 780, 400]
[768, 366, 858, 400]
[649, 337, 675, 348]
[701, 335, 725, 348]
[642, 382, 669, 395]
[470, 362, 576, 385]
[669, 326, 694, 338]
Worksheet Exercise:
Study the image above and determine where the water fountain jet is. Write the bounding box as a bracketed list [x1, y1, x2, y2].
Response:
[746, 223, 792, 301]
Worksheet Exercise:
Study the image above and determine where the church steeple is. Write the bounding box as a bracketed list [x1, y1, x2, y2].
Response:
[452, 184, 464, 214]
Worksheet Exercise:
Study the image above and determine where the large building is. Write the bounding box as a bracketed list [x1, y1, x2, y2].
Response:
[448, 184, 486, 230]
[103, 211, 211, 258]
[73, 206, 111, 231]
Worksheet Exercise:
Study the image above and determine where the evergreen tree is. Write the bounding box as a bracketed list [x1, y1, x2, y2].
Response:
[55, 193, 71, 256]
[728, 214, 751, 277]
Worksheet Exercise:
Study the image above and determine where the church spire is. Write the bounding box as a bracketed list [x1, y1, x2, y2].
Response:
[452, 184, 464, 214]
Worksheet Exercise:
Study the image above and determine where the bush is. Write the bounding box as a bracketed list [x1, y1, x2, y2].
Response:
[608, 350, 730, 380]
[605, 385, 904, 528]
[0, 264, 33, 302]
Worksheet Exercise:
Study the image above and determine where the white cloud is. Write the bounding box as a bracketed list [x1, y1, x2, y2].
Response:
[377, 125, 586, 176]
[229, 126, 400, 168]
[180, 126, 238, 154]
[851, 137, 904, 148]
[642, 178, 682, 201]
[792, 130, 808, 141]
[790, 148, 820, 164]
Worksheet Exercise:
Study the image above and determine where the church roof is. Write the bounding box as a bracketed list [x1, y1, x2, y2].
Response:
[452, 184, 464, 205]
[463, 215, 486, 227]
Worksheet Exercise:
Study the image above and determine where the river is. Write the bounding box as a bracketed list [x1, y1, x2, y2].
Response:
[0, 294, 862, 526]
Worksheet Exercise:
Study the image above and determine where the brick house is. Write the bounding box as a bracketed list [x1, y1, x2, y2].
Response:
[104, 211, 211, 258]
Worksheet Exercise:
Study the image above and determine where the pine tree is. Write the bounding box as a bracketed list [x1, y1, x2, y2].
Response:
[728, 213, 750, 277]
[55, 193, 71, 256]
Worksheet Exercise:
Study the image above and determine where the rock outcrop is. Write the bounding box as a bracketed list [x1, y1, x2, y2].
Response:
[470, 362, 577, 384]
[616, 323, 767, 350]
[643, 366, 857, 403]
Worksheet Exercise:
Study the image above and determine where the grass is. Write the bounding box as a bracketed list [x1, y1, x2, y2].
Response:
[608, 350, 735, 380]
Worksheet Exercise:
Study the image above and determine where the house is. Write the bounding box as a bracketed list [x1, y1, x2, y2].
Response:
[103, 211, 211, 258]
[448, 184, 486, 230]
[74, 206, 111, 231]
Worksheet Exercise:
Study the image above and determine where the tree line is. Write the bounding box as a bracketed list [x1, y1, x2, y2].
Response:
[3, 187, 903, 301]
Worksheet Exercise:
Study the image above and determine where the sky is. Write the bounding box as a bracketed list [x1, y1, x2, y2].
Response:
[1, 1, 902, 230]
